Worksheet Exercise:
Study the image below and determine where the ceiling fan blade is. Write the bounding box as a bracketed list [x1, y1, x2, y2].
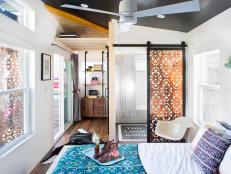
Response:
[61, 4, 120, 17]
[135, 0, 200, 18]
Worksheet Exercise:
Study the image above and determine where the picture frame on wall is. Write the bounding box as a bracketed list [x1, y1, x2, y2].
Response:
[41, 53, 51, 81]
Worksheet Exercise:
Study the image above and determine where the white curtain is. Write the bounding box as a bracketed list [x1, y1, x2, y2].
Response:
[116, 55, 136, 118]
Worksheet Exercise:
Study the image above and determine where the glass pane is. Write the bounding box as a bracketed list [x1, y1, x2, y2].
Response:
[0, 46, 23, 90]
[64, 60, 73, 127]
[0, 0, 35, 30]
[200, 50, 220, 85]
[0, 92, 24, 146]
[116, 54, 147, 123]
[200, 87, 220, 123]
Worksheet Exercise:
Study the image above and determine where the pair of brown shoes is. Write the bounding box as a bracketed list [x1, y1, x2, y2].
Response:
[94, 140, 120, 163]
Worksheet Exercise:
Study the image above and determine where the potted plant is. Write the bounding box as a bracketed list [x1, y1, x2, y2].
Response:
[92, 132, 100, 154]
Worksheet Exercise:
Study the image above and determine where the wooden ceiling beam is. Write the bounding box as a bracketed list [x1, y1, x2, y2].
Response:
[45, 4, 108, 33]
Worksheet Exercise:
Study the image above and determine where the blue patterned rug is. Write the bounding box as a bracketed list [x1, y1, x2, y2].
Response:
[52, 144, 146, 174]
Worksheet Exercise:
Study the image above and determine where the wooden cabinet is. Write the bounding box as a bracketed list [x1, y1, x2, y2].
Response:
[81, 98, 106, 118]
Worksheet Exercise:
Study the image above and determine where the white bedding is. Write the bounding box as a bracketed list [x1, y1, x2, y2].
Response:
[138, 143, 203, 174]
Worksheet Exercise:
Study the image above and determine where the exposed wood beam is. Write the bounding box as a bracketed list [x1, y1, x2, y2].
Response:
[45, 4, 108, 33]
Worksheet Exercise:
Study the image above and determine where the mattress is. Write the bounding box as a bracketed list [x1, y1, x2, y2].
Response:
[138, 143, 203, 174]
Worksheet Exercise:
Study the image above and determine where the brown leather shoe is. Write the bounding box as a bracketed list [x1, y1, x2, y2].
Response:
[98, 141, 119, 163]
[94, 141, 112, 159]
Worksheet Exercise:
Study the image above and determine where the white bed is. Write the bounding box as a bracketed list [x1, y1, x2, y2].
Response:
[138, 143, 203, 174]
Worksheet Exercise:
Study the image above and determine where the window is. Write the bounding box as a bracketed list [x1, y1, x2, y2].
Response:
[193, 50, 221, 125]
[0, 43, 32, 154]
[0, 0, 35, 31]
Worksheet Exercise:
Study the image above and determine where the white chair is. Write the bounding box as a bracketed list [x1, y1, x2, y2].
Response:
[155, 117, 194, 141]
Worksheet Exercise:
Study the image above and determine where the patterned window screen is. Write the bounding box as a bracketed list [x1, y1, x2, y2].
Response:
[147, 48, 185, 142]
[0, 46, 25, 146]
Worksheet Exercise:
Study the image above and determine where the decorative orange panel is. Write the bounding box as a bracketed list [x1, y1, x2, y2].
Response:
[148, 49, 184, 142]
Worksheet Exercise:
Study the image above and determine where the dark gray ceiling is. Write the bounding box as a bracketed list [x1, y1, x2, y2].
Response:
[42, 0, 231, 32]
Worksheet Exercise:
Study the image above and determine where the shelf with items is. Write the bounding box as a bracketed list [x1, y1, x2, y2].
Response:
[82, 84, 105, 86]
[83, 70, 105, 72]
[84, 51, 106, 99]
[81, 50, 108, 119]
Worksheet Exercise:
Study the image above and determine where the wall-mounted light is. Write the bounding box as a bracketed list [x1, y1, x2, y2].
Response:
[225, 56, 231, 69]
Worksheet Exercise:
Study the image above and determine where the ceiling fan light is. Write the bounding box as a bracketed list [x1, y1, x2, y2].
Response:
[157, 14, 166, 19]
[120, 15, 137, 25]
[80, 3, 88, 8]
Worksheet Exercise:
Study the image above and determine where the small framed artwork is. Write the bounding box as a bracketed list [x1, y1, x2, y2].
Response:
[41, 53, 51, 81]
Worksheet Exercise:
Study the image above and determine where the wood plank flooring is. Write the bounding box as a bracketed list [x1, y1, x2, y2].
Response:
[30, 118, 108, 174]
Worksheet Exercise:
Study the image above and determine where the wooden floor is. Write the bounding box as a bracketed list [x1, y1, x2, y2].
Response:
[30, 118, 108, 174]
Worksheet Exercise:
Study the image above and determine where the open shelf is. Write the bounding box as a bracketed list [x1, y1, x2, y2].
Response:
[82, 84, 105, 86]
[83, 71, 106, 73]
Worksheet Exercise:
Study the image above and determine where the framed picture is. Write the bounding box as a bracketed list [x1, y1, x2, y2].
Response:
[41, 53, 51, 81]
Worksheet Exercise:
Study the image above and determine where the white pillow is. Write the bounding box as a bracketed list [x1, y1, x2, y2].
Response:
[191, 122, 231, 149]
[214, 122, 231, 136]
[220, 145, 231, 174]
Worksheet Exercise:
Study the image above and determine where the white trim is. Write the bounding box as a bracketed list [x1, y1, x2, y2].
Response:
[0, 134, 33, 158]
[199, 84, 220, 89]
[193, 49, 221, 125]
[0, 88, 27, 96]
[0, 43, 32, 157]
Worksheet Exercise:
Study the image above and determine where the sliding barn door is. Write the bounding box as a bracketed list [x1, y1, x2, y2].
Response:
[147, 48, 185, 142]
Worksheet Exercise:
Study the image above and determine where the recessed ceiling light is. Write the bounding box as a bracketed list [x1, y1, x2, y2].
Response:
[81, 3, 89, 8]
[157, 15, 166, 19]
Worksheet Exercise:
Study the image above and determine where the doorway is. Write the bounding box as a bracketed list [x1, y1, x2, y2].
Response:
[114, 44, 186, 143]
[53, 54, 73, 141]
[53, 54, 64, 140]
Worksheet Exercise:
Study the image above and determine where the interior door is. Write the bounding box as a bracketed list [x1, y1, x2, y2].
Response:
[147, 48, 185, 142]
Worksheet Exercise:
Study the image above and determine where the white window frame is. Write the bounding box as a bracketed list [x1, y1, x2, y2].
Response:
[0, 45, 31, 156]
[193, 50, 221, 126]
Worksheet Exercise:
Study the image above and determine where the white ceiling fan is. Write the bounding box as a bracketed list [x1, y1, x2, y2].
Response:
[61, 0, 200, 26]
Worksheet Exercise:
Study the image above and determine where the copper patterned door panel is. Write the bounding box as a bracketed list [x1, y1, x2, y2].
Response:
[147, 48, 185, 142]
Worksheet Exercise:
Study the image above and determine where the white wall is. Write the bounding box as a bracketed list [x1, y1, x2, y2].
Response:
[0, 0, 71, 174]
[187, 8, 231, 123]
[186, 8, 231, 141]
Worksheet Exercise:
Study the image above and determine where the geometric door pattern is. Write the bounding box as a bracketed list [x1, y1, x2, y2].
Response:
[148, 49, 184, 142]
